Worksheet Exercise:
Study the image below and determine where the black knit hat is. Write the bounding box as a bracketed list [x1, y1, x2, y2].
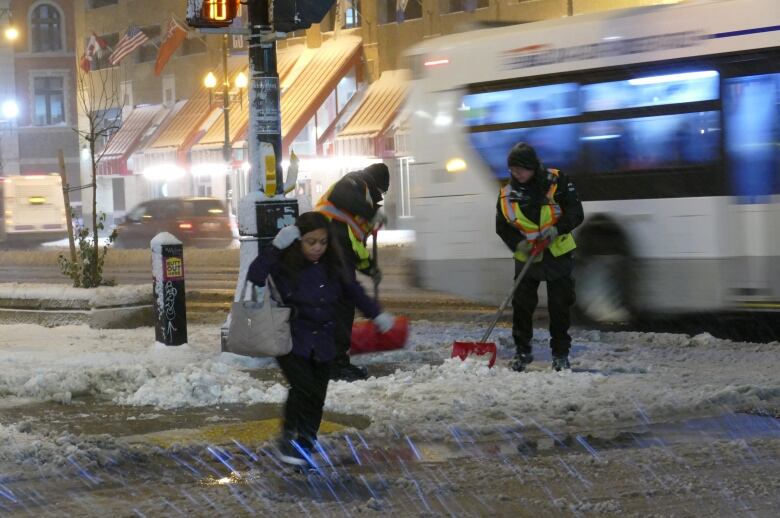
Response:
[363, 163, 390, 192]
[507, 142, 540, 170]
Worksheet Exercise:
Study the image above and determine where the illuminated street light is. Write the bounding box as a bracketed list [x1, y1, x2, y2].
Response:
[204, 71, 218, 89]
[204, 71, 217, 106]
[235, 71, 247, 107]
[4, 26, 18, 41]
[1, 100, 18, 119]
[235, 72, 247, 89]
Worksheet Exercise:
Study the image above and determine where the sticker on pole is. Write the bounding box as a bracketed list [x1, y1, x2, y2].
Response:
[164, 257, 184, 280]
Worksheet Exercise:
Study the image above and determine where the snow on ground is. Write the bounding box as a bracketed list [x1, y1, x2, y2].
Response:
[1, 322, 777, 441]
[0, 283, 150, 306]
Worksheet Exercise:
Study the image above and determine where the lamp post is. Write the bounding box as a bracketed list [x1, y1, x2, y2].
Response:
[0, 9, 18, 176]
[203, 35, 247, 165]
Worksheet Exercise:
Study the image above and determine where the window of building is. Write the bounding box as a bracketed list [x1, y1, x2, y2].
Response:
[291, 117, 316, 155]
[136, 25, 161, 63]
[88, 0, 119, 8]
[441, 0, 489, 14]
[30, 4, 62, 52]
[379, 0, 422, 24]
[93, 107, 122, 149]
[316, 90, 338, 139]
[399, 0, 423, 23]
[344, 0, 361, 28]
[120, 81, 134, 108]
[33, 76, 64, 126]
[182, 34, 207, 56]
[162, 76, 176, 106]
[336, 69, 357, 111]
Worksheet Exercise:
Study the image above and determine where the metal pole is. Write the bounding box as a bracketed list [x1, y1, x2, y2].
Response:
[222, 33, 231, 164]
[247, 0, 283, 195]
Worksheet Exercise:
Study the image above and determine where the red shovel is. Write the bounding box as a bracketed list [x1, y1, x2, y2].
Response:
[452, 241, 546, 368]
[350, 231, 409, 354]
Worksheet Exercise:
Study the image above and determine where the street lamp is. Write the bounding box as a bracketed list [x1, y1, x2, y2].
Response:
[1, 100, 18, 119]
[235, 71, 247, 108]
[202, 35, 248, 163]
[4, 26, 18, 41]
[0, 8, 17, 41]
[204, 71, 218, 105]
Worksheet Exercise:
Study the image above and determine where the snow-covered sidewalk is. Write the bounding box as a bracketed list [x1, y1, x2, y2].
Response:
[1, 322, 777, 440]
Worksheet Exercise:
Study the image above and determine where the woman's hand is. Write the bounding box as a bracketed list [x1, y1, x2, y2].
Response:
[272, 225, 301, 249]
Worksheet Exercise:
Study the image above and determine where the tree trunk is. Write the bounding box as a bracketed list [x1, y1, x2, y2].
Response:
[91, 140, 98, 286]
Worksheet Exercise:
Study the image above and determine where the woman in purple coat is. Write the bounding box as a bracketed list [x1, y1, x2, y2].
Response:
[247, 211, 394, 466]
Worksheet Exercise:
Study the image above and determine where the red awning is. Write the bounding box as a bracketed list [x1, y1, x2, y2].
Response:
[97, 105, 161, 176]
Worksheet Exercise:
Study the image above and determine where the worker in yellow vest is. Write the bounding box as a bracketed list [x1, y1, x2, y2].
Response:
[496, 142, 584, 372]
[317, 163, 389, 381]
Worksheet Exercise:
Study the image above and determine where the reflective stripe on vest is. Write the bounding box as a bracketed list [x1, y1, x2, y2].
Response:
[499, 169, 576, 261]
[348, 227, 371, 270]
[315, 185, 373, 242]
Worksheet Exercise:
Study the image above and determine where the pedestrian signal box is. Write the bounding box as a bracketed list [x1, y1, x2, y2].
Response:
[186, 0, 240, 28]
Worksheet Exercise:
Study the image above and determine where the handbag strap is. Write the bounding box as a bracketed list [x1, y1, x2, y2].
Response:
[266, 275, 284, 304]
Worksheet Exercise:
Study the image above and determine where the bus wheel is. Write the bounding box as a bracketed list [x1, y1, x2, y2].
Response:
[574, 222, 634, 325]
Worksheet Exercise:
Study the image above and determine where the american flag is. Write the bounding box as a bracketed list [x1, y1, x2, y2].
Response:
[109, 25, 149, 66]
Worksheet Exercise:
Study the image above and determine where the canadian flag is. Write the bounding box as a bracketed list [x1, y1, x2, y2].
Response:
[79, 32, 107, 73]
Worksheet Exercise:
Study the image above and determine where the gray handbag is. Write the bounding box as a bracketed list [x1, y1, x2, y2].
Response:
[226, 276, 293, 357]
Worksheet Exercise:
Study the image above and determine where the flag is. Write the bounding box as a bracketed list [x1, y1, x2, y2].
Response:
[154, 17, 187, 76]
[109, 25, 149, 66]
[79, 32, 107, 73]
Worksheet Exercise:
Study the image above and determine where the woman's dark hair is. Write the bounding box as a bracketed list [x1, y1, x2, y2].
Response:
[278, 211, 349, 284]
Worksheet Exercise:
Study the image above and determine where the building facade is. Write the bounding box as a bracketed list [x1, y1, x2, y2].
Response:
[71, 0, 679, 229]
[2, 0, 80, 206]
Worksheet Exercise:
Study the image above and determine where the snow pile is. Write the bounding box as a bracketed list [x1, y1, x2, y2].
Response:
[0, 322, 778, 440]
[118, 361, 287, 409]
[0, 283, 151, 307]
[0, 421, 134, 472]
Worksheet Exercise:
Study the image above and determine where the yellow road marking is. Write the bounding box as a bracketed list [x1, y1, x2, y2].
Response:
[123, 418, 348, 448]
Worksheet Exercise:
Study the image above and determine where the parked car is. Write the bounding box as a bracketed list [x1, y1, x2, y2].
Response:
[114, 197, 234, 249]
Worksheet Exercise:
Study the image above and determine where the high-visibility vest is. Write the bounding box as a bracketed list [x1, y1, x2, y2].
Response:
[316, 185, 373, 270]
[499, 169, 576, 262]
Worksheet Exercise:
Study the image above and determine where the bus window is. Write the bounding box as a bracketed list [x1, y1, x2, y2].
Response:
[462, 83, 579, 126]
[469, 123, 580, 181]
[724, 73, 780, 201]
[582, 71, 719, 111]
[582, 112, 720, 173]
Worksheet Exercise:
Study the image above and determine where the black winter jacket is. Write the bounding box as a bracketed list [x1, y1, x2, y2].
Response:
[322, 170, 381, 275]
[495, 168, 584, 280]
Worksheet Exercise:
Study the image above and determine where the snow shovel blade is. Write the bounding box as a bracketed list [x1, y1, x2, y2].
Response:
[451, 341, 498, 368]
[350, 316, 410, 354]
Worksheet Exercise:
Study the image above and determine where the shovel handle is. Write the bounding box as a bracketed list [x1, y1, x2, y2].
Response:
[479, 242, 545, 343]
[372, 230, 379, 300]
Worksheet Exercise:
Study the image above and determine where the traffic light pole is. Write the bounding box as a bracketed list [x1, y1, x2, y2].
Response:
[247, 0, 283, 194]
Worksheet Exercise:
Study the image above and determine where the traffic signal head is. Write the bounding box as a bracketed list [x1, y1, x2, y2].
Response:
[186, 0, 240, 29]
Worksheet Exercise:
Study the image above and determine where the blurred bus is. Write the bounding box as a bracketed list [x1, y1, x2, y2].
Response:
[403, 0, 780, 322]
[0, 174, 67, 245]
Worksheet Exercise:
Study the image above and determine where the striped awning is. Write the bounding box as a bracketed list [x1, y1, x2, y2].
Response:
[336, 69, 409, 157]
[281, 36, 362, 153]
[97, 105, 161, 176]
[143, 66, 245, 161]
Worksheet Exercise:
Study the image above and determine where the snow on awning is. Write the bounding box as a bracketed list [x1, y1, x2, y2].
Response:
[97, 105, 161, 176]
[335, 69, 409, 158]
